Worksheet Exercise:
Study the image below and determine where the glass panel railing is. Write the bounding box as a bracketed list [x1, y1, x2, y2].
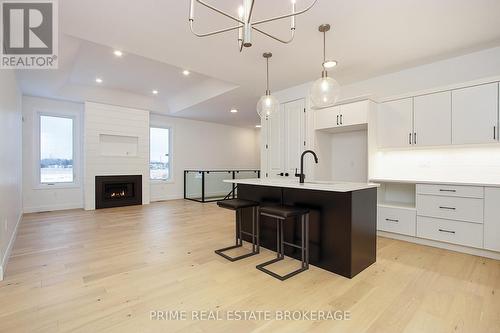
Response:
[204, 171, 233, 201]
[235, 170, 259, 179]
[184, 171, 203, 201]
[184, 169, 260, 202]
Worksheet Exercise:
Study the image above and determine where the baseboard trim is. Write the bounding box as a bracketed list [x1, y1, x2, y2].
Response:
[378, 231, 500, 260]
[23, 203, 83, 213]
[0, 212, 22, 281]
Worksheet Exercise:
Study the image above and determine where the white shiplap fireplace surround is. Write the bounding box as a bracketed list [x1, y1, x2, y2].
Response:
[84, 102, 150, 210]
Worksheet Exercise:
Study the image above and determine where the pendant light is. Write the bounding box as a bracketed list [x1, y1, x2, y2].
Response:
[309, 24, 340, 109]
[256, 52, 279, 119]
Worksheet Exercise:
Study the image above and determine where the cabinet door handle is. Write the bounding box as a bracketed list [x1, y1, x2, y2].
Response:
[340, 114, 343, 125]
[438, 228, 456, 234]
[414, 132, 417, 145]
[385, 218, 399, 223]
[439, 206, 456, 210]
[494, 126, 497, 140]
[409, 133, 412, 145]
[439, 189, 456, 193]
[277, 173, 284, 176]
[284, 173, 289, 177]
[336, 115, 339, 125]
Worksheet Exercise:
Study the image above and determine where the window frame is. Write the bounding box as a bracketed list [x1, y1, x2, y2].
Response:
[149, 125, 173, 183]
[34, 109, 81, 189]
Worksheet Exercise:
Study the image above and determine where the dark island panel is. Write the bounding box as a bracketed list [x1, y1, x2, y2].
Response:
[237, 184, 377, 278]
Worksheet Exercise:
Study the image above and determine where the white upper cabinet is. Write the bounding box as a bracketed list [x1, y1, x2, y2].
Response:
[377, 98, 413, 148]
[413, 91, 452, 146]
[314, 105, 340, 130]
[452, 83, 499, 145]
[484, 187, 500, 252]
[314, 100, 368, 130]
[340, 101, 369, 127]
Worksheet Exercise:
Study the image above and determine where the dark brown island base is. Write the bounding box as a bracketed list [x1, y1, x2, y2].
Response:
[224, 179, 379, 279]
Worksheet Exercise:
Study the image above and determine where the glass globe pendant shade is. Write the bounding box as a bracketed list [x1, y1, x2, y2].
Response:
[309, 72, 340, 109]
[257, 93, 279, 118]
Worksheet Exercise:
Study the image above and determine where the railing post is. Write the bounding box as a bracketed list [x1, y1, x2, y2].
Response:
[201, 171, 205, 202]
[184, 171, 187, 199]
[232, 171, 236, 199]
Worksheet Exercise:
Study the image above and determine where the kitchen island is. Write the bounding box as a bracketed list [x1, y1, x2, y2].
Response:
[224, 178, 379, 278]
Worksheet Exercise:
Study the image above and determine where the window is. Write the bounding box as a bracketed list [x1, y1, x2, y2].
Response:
[150, 127, 171, 180]
[39, 115, 74, 184]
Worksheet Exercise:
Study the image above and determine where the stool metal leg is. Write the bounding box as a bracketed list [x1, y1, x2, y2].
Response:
[215, 207, 260, 262]
[305, 213, 309, 268]
[280, 219, 284, 259]
[256, 213, 310, 281]
[238, 209, 242, 246]
[256, 206, 260, 253]
[301, 214, 305, 268]
[251, 206, 255, 253]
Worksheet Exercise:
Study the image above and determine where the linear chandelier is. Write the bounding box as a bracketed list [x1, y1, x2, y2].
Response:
[189, 0, 318, 52]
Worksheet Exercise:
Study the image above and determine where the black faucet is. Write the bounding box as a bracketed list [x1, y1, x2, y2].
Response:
[295, 150, 319, 184]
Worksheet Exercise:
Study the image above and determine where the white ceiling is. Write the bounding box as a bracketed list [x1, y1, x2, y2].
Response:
[17, 0, 500, 127]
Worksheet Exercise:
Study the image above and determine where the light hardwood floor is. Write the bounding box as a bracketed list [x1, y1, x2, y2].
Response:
[1, 200, 499, 332]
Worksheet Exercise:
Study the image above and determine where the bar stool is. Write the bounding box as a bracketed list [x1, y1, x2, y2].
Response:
[256, 205, 310, 281]
[215, 199, 260, 261]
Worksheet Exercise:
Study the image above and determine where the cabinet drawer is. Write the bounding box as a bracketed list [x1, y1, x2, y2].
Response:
[416, 184, 483, 198]
[417, 194, 483, 223]
[378, 206, 416, 236]
[417, 216, 483, 248]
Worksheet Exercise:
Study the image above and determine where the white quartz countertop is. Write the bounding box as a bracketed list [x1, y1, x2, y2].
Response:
[370, 177, 500, 187]
[224, 178, 379, 192]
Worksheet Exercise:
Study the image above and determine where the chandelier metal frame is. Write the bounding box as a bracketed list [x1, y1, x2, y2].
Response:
[189, 0, 318, 52]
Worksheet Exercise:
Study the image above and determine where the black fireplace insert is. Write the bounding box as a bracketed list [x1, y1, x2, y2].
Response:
[95, 175, 142, 209]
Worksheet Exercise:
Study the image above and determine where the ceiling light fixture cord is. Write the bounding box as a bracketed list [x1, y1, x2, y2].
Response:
[266, 56, 270, 94]
[323, 30, 326, 65]
[189, 0, 318, 51]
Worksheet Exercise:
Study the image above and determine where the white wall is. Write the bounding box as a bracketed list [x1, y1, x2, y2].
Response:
[150, 114, 260, 201]
[372, 146, 500, 184]
[270, 46, 500, 108]
[0, 70, 22, 280]
[84, 102, 150, 210]
[330, 130, 368, 182]
[339, 46, 500, 101]
[22, 96, 84, 213]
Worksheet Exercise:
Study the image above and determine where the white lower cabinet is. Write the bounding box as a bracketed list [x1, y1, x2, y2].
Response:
[484, 187, 500, 252]
[416, 194, 484, 224]
[378, 206, 416, 236]
[417, 216, 483, 249]
[377, 182, 500, 254]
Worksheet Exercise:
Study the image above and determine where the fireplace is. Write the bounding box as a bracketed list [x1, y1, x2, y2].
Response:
[95, 175, 142, 209]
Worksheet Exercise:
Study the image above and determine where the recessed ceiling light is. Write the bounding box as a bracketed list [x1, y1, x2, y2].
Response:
[182, 70, 190, 76]
[152, 90, 159, 95]
[255, 125, 262, 128]
[95, 77, 103, 83]
[113, 50, 123, 57]
[230, 108, 238, 113]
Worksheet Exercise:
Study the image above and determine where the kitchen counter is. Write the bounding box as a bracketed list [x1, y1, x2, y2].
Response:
[225, 178, 379, 192]
[370, 177, 500, 187]
[227, 178, 378, 278]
